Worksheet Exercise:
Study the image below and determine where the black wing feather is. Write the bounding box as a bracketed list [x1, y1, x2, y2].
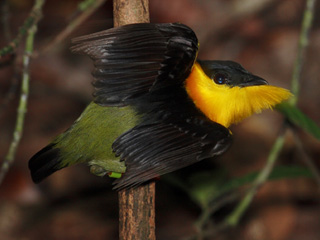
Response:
[71, 23, 198, 106]
[112, 118, 232, 189]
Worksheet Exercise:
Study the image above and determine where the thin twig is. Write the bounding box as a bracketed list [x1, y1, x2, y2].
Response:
[290, 0, 317, 105]
[225, 129, 287, 226]
[0, 0, 45, 185]
[0, 0, 44, 59]
[40, 0, 106, 55]
[194, 192, 239, 240]
[292, 130, 320, 189]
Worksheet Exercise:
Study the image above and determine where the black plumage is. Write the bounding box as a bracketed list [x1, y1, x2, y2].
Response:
[28, 144, 63, 183]
[113, 118, 231, 189]
[71, 23, 198, 107]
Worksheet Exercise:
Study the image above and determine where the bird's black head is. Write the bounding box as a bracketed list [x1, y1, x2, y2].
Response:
[197, 60, 268, 87]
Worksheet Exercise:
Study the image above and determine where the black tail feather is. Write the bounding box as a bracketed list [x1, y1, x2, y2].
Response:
[28, 144, 64, 183]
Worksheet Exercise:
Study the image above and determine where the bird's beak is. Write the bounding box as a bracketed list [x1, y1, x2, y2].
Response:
[239, 75, 268, 87]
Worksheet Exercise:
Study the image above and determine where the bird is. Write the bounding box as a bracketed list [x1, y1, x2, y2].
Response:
[28, 23, 292, 189]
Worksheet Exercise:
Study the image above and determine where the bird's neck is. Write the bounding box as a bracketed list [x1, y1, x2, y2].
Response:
[185, 63, 292, 128]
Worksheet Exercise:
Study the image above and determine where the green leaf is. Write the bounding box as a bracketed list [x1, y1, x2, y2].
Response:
[276, 102, 320, 140]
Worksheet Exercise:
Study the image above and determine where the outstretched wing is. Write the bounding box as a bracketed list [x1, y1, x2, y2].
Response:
[112, 117, 232, 189]
[71, 23, 198, 106]
[71, 23, 230, 189]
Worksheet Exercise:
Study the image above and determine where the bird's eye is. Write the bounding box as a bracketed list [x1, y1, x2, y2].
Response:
[213, 73, 227, 84]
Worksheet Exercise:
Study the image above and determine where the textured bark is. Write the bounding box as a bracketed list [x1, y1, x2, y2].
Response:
[113, 1, 155, 240]
[119, 182, 156, 240]
[113, 0, 149, 27]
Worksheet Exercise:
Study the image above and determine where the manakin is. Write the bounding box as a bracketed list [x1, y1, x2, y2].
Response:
[28, 23, 292, 189]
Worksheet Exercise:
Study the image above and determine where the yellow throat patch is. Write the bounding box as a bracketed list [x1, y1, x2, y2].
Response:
[185, 63, 292, 128]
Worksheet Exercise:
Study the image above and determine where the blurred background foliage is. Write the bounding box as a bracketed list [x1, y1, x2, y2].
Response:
[0, 0, 320, 239]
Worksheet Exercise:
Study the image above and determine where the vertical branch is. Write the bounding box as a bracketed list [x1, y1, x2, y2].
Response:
[119, 183, 156, 240]
[0, 0, 45, 185]
[113, 0, 149, 27]
[112, 1, 155, 240]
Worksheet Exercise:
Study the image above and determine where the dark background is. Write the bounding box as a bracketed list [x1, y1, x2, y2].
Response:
[1, 0, 320, 239]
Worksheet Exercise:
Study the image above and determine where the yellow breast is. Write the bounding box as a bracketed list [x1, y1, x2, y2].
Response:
[185, 63, 292, 128]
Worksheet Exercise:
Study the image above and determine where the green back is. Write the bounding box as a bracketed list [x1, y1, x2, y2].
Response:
[53, 102, 139, 172]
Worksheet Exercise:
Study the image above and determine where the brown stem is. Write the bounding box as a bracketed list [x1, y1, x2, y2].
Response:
[112, 0, 154, 240]
[113, 0, 149, 27]
[119, 182, 156, 240]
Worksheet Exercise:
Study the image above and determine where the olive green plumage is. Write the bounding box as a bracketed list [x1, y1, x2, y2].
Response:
[55, 102, 138, 169]
[29, 102, 138, 182]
